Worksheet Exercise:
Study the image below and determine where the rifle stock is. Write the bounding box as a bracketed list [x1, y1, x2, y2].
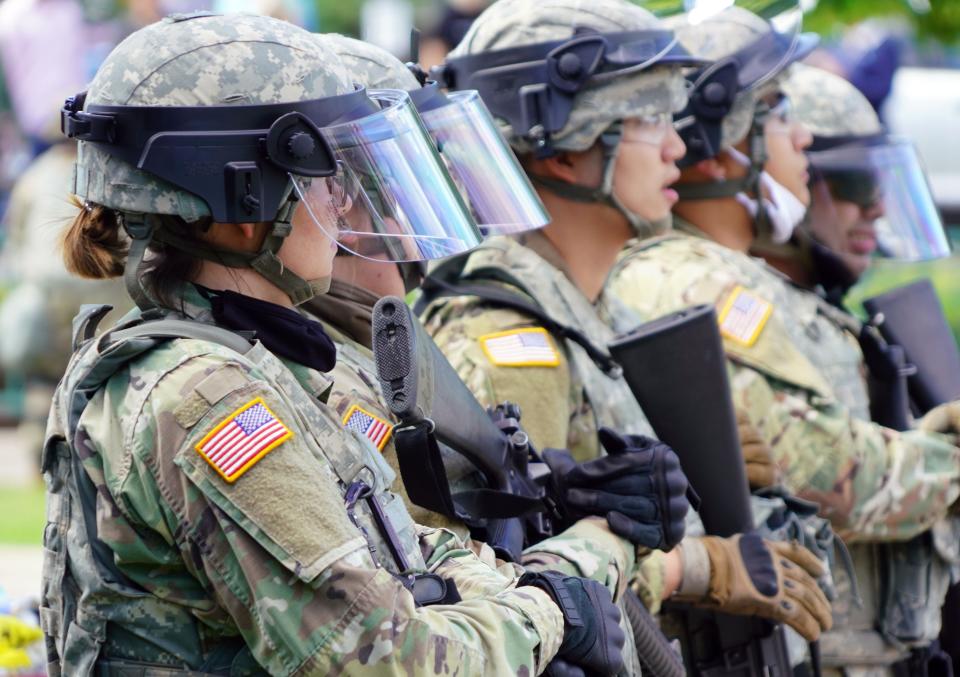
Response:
[372, 296, 511, 489]
[610, 304, 793, 677]
[863, 279, 960, 413]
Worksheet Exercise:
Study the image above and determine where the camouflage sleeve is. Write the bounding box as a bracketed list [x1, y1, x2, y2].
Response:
[608, 248, 960, 543]
[86, 352, 564, 676]
[731, 362, 960, 542]
[520, 517, 635, 600]
[423, 298, 576, 454]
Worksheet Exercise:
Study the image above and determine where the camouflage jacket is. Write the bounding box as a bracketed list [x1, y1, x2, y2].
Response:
[602, 227, 960, 543]
[417, 233, 668, 608]
[41, 288, 564, 677]
[307, 282, 645, 605]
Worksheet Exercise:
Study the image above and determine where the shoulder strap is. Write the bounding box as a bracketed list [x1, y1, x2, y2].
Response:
[418, 270, 622, 377]
[100, 318, 254, 356]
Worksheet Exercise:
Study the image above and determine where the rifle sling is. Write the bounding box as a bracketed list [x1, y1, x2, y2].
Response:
[393, 420, 544, 521]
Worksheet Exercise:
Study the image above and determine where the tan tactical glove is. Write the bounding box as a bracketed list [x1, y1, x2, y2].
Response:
[737, 409, 780, 490]
[918, 400, 960, 436]
[674, 534, 832, 642]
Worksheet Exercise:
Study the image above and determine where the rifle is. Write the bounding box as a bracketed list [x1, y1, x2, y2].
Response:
[863, 279, 960, 414]
[371, 295, 551, 561]
[609, 304, 794, 677]
[371, 296, 687, 676]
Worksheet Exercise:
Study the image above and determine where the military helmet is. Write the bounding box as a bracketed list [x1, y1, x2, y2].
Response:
[63, 13, 483, 306]
[782, 63, 883, 149]
[435, 0, 702, 155]
[70, 13, 352, 222]
[663, 3, 818, 165]
[322, 32, 421, 91]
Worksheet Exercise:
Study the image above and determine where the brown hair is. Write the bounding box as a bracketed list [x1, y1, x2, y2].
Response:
[61, 196, 207, 309]
[62, 196, 128, 279]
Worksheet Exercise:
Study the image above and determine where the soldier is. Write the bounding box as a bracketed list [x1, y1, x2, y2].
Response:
[602, 8, 960, 675]
[760, 63, 952, 302]
[417, 0, 832, 648]
[43, 12, 629, 676]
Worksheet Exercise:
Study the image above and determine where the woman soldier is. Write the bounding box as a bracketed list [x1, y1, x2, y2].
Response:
[43, 12, 626, 676]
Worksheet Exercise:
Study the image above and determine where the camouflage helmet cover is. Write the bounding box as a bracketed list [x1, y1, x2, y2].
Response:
[71, 13, 352, 221]
[670, 6, 789, 152]
[782, 63, 882, 141]
[322, 33, 421, 91]
[449, 0, 689, 153]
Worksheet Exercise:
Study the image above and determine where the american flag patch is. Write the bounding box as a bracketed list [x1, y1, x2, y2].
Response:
[195, 398, 293, 483]
[479, 327, 560, 367]
[718, 286, 773, 347]
[342, 404, 392, 451]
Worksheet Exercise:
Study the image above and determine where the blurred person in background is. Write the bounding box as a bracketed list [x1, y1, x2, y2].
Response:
[417, 0, 491, 72]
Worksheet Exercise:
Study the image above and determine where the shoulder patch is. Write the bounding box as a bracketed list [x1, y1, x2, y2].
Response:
[718, 286, 773, 347]
[195, 397, 293, 483]
[342, 404, 392, 451]
[479, 327, 560, 367]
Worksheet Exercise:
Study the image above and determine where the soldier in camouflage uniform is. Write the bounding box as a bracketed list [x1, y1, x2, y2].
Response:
[42, 13, 633, 676]
[418, 0, 832, 648]
[602, 11, 960, 674]
[306, 34, 688, 675]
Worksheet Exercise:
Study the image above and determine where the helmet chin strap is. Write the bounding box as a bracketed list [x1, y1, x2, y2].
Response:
[673, 100, 779, 244]
[123, 183, 331, 310]
[529, 123, 672, 240]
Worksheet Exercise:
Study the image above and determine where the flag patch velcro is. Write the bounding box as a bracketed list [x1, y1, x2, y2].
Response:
[343, 404, 392, 451]
[718, 286, 773, 347]
[479, 327, 560, 367]
[195, 397, 293, 483]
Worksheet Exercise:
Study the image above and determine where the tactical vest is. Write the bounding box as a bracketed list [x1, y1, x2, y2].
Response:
[421, 236, 653, 445]
[40, 305, 425, 677]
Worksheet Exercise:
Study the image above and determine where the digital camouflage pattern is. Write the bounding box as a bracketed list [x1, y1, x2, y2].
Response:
[42, 286, 565, 676]
[321, 33, 420, 91]
[603, 227, 960, 543]
[782, 63, 883, 140]
[71, 13, 349, 220]
[448, 0, 688, 154]
[666, 7, 785, 152]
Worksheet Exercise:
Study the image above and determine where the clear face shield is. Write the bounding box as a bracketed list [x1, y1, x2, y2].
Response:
[804, 137, 950, 277]
[417, 89, 549, 235]
[292, 90, 483, 263]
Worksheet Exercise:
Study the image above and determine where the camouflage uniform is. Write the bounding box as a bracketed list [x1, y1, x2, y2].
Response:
[603, 222, 960, 669]
[42, 14, 566, 676]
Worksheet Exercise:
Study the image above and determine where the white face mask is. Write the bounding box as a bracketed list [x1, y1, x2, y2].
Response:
[726, 147, 807, 244]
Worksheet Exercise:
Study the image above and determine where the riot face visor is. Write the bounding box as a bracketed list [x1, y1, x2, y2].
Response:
[805, 137, 950, 265]
[412, 85, 549, 235]
[292, 90, 483, 263]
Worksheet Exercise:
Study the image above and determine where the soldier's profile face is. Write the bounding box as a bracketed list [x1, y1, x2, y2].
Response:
[763, 98, 813, 207]
[807, 177, 883, 279]
[612, 117, 686, 221]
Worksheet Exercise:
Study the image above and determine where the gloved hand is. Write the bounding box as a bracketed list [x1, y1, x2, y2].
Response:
[518, 571, 625, 676]
[675, 534, 832, 642]
[737, 409, 780, 489]
[542, 428, 694, 550]
[918, 400, 960, 436]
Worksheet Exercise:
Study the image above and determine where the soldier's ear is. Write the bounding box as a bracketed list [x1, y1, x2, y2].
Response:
[535, 151, 581, 184]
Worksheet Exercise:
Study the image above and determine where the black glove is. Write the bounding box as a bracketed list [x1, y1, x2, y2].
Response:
[542, 428, 695, 550]
[518, 571, 625, 676]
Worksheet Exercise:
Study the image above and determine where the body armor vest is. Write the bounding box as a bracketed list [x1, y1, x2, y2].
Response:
[40, 305, 424, 677]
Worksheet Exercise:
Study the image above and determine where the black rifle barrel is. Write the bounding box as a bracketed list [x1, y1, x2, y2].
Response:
[863, 279, 960, 412]
[609, 304, 753, 537]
